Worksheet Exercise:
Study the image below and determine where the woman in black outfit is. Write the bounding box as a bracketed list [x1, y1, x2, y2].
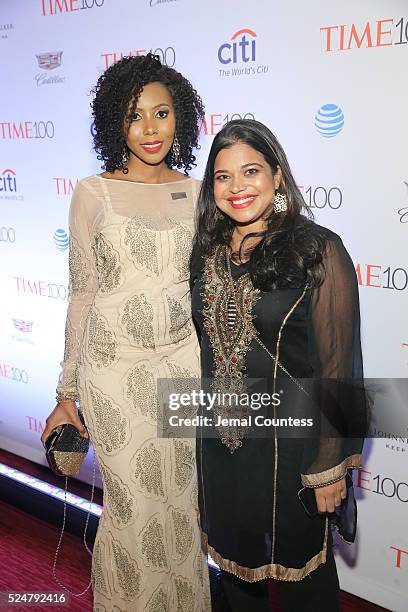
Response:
[190, 119, 366, 611]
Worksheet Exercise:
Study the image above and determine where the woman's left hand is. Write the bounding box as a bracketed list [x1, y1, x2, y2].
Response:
[314, 477, 347, 513]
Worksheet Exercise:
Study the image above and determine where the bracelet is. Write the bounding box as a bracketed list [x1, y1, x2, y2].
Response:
[56, 391, 78, 403]
[304, 472, 347, 489]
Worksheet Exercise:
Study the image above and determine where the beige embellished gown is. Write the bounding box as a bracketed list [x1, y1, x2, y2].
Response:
[56, 175, 211, 611]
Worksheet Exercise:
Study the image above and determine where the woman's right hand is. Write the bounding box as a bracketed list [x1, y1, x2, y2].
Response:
[40, 400, 89, 446]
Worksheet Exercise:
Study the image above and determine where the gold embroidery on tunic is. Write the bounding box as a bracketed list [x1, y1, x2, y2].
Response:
[132, 441, 165, 500]
[88, 383, 128, 454]
[87, 308, 118, 368]
[173, 576, 195, 612]
[204, 518, 329, 582]
[172, 220, 193, 279]
[169, 508, 194, 563]
[122, 294, 155, 349]
[69, 235, 90, 295]
[166, 295, 192, 343]
[146, 584, 169, 612]
[63, 317, 74, 362]
[165, 362, 199, 424]
[126, 363, 158, 421]
[140, 515, 168, 570]
[201, 245, 260, 452]
[124, 215, 159, 276]
[92, 539, 111, 597]
[111, 536, 142, 600]
[99, 463, 134, 528]
[92, 233, 122, 293]
[57, 318, 78, 398]
[166, 361, 195, 385]
[172, 440, 194, 494]
[194, 550, 204, 588]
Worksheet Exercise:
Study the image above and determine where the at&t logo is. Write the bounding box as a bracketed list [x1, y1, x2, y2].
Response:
[54, 228, 69, 251]
[218, 29, 269, 78]
[315, 104, 344, 138]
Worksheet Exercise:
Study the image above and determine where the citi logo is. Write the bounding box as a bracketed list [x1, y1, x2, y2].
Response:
[218, 29, 257, 65]
[0, 169, 17, 192]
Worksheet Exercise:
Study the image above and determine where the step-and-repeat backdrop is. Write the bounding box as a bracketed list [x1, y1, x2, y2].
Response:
[0, 1, 407, 608]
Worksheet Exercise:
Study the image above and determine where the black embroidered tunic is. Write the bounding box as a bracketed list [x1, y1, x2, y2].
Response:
[190, 226, 365, 582]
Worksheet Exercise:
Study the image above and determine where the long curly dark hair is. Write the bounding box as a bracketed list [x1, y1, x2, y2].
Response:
[193, 119, 328, 290]
[91, 53, 204, 174]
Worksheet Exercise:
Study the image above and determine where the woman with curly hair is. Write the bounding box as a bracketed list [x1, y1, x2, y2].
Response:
[41, 53, 211, 611]
[190, 119, 366, 611]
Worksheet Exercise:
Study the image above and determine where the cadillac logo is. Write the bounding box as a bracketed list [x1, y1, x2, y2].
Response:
[12, 319, 33, 333]
[36, 51, 63, 70]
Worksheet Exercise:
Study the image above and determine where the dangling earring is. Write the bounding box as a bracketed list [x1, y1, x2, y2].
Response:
[273, 191, 287, 213]
[121, 146, 129, 174]
[172, 135, 181, 162]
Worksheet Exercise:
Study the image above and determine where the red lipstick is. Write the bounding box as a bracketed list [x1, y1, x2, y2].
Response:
[228, 194, 257, 209]
[141, 141, 163, 154]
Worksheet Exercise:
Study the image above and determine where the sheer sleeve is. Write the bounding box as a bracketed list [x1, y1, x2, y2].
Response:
[301, 235, 367, 488]
[55, 181, 99, 402]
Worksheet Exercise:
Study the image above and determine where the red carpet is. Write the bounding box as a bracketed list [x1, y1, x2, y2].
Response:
[0, 498, 389, 612]
[0, 500, 93, 611]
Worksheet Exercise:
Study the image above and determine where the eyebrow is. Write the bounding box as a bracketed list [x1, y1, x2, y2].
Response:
[214, 162, 264, 174]
[135, 103, 171, 111]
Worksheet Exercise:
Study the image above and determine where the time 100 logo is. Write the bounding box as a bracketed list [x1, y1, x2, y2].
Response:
[299, 185, 343, 210]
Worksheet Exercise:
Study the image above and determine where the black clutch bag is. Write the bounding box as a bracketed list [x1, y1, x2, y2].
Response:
[43, 412, 89, 477]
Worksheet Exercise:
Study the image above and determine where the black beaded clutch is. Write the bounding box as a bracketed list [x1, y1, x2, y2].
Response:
[43, 412, 89, 477]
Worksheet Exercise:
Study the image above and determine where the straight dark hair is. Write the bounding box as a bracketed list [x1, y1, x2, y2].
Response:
[193, 119, 327, 290]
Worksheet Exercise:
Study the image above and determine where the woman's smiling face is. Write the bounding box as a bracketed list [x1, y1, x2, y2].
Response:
[213, 142, 281, 231]
[125, 81, 176, 165]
